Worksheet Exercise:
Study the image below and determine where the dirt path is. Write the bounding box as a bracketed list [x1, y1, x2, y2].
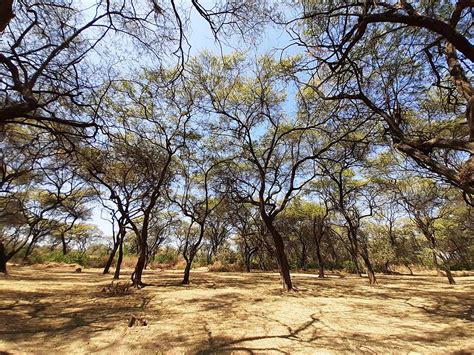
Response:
[1, 266, 473, 354]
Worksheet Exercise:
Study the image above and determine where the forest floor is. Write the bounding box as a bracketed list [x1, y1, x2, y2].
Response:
[0, 265, 473, 354]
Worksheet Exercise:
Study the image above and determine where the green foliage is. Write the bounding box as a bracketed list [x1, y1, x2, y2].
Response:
[153, 249, 178, 264]
[342, 261, 359, 274]
[28, 250, 89, 266]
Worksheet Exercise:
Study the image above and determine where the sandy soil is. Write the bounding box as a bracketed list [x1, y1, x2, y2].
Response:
[0, 265, 473, 354]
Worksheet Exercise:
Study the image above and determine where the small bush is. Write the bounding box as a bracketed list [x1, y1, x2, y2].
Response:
[342, 260, 359, 274]
[31, 250, 89, 266]
[208, 261, 243, 272]
[153, 249, 178, 264]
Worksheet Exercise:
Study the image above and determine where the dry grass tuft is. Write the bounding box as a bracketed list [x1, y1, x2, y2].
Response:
[101, 280, 134, 296]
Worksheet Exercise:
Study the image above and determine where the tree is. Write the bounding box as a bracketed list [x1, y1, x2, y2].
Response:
[393, 178, 458, 284]
[230, 203, 261, 272]
[0, 0, 233, 135]
[81, 71, 191, 286]
[190, 52, 374, 290]
[203, 202, 232, 265]
[169, 143, 229, 284]
[317, 141, 378, 284]
[287, 1, 474, 199]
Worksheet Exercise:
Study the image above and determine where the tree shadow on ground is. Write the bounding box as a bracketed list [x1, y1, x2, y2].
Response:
[0, 275, 153, 350]
[1, 267, 473, 353]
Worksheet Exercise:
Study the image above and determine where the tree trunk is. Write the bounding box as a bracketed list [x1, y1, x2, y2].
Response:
[245, 258, 251, 272]
[362, 254, 377, 285]
[103, 241, 119, 275]
[61, 233, 68, 255]
[432, 249, 444, 276]
[0, 242, 7, 274]
[437, 252, 456, 285]
[244, 249, 251, 272]
[206, 249, 213, 265]
[300, 242, 307, 270]
[23, 238, 36, 261]
[258, 254, 266, 270]
[443, 264, 456, 285]
[131, 236, 147, 287]
[114, 235, 124, 280]
[318, 264, 324, 279]
[315, 240, 325, 278]
[330, 243, 339, 265]
[182, 260, 192, 284]
[347, 233, 362, 277]
[426, 234, 451, 281]
[350, 252, 362, 276]
[264, 219, 293, 291]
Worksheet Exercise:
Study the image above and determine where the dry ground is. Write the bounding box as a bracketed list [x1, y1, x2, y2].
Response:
[0, 265, 473, 354]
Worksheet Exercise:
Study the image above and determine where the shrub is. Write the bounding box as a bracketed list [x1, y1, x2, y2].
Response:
[153, 249, 179, 264]
[342, 260, 359, 274]
[208, 261, 243, 272]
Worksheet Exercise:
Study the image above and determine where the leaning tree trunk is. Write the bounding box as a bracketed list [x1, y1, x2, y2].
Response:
[427, 235, 454, 283]
[265, 220, 293, 292]
[182, 223, 206, 285]
[431, 249, 444, 276]
[0, 242, 7, 274]
[443, 263, 456, 285]
[258, 253, 266, 270]
[436, 251, 456, 285]
[347, 233, 362, 277]
[103, 241, 119, 275]
[361, 254, 377, 285]
[23, 236, 38, 262]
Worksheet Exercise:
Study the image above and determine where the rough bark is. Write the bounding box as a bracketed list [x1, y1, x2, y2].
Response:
[264, 218, 293, 291]
[362, 254, 377, 285]
[181, 223, 205, 285]
[131, 236, 147, 287]
[182, 259, 192, 285]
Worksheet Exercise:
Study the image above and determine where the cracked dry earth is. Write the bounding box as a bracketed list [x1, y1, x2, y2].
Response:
[0, 266, 473, 354]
